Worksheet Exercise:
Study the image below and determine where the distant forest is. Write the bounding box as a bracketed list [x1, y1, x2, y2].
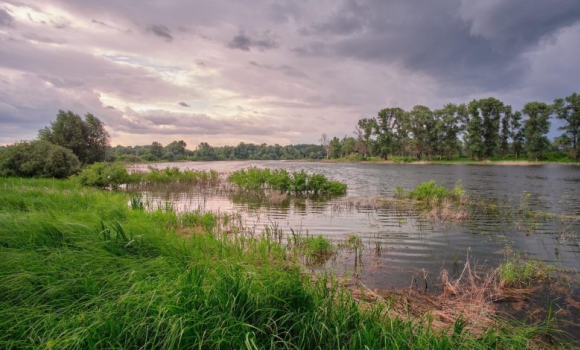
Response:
[110, 92, 579, 162]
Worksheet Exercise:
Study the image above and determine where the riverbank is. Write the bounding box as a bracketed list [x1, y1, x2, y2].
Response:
[318, 157, 580, 166]
[0, 177, 561, 348]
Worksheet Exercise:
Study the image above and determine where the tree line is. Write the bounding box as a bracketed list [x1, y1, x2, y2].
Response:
[109, 141, 326, 162]
[326, 92, 578, 161]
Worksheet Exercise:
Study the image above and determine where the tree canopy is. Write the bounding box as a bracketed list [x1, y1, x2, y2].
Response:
[39, 110, 110, 164]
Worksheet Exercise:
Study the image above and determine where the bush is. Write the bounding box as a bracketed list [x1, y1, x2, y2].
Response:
[227, 167, 347, 195]
[0, 140, 80, 178]
[76, 162, 136, 189]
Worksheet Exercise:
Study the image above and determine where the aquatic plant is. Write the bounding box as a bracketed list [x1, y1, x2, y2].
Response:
[500, 252, 552, 287]
[76, 163, 220, 188]
[227, 167, 347, 195]
[407, 180, 464, 202]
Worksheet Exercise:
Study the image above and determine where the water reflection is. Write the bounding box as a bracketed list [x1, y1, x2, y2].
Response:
[132, 161, 580, 290]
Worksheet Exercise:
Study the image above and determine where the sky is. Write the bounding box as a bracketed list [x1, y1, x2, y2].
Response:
[0, 0, 579, 147]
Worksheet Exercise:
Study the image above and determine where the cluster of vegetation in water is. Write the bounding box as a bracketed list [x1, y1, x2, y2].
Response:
[75, 162, 219, 189]
[227, 167, 347, 195]
[0, 177, 557, 348]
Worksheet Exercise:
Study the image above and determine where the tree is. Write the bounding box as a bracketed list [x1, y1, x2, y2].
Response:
[319, 133, 331, 159]
[38, 110, 110, 164]
[465, 101, 485, 159]
[436, 103, 462, 160]
[374, 108, 405, 160]
[329, 136, 342, 158]
[499, 107, 512, 157]
[149, 142, 164, 158]
[164, 140, 187, 160]
[523, 102, 552, 161]
[196, 142, 218, 161]
[0, 140, 80, 178]
[510, 111, 525, 158]
[553, 92, 580, 158]
[406, 106, 432, 159]
[354, 118, 374, 158]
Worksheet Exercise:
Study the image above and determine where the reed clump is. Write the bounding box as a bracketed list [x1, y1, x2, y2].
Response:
[76, 162, 220, 188]
[396, 180, 469, 222]
[227, 167, 347, 195]
[0, 178, 550, 348]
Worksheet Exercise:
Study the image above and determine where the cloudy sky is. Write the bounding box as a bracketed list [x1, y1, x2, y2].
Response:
[1, 0, 579, 147]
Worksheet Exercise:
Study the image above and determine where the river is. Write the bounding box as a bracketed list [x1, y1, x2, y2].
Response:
[133, 160, 580, 291]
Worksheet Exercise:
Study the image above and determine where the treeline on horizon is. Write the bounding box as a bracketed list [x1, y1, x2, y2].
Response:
[110, 92, 579, 163]
[0, 92, 578, 179]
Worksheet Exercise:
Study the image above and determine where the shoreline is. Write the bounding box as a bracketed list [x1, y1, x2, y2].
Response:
[317, 159, 580, 166]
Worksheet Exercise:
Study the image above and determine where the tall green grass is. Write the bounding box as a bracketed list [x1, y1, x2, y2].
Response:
[75, 162, 219, 188]
[227, 167, 347, 195]
[0, 178, 547, 348]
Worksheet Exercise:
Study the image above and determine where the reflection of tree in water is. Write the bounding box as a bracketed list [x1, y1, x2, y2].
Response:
[228, 189, 343, 213]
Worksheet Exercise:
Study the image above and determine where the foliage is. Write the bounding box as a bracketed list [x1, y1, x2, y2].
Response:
[76, 162, 136, 189]
[76, 163, 219, 188]
[227, 167, 347, 195]
[553, 92, 580, 158]
[405, 180, 465, 202]
[142, 167, 218, 184]
[39, 110, 110, 164]
[0, 178, 543, 348]
[522, 102, 552, 160]
[500, 253, 552, 288]
[292, 234, 335, 264]
[0, 140, 80, 178]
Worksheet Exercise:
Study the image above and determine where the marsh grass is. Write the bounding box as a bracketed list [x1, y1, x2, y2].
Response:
[228, 167, 347, 195]
[500, 252, 553, 288]
[0, 178, 557, 348]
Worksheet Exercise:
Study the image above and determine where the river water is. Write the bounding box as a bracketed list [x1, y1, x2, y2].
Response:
[134, 161, 580, 290]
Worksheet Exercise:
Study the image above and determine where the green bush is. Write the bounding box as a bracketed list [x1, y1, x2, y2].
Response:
[76, 162, 136, 189]
[0, 140, 80, 178]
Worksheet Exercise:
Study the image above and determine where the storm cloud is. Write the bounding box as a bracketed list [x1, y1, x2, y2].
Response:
[0, 0, 579, 146]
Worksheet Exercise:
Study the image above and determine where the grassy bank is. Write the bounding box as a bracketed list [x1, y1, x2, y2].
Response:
[0, 178, 551, 348]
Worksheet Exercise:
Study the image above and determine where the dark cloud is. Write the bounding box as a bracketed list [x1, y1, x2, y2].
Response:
[295, 0, 580, 91]
[178, 101, 190, 107]
[227, 31, 278, 51]
[147, 24, 173, 42]
[0, 8, 13, 27]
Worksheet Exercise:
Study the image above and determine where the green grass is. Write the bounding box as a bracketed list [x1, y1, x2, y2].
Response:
[500, 253, 553, 287]
[75, 162, 219, 188]
[403, 180, 465, 202]
[0, 177, 553, 348]
[227, 167, 347, 195]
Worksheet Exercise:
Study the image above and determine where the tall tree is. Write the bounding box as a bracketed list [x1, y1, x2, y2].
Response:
[149, 142, 164, 158]
[465, 101, 485, 160]
[510, 111, 525, 159]
[437, 103, 462, 160]
[406, 106, 432, 159]
[319, 133, 331, 159]
[354, 118, 374, 158]
[374, 108, 405, 160]
[522, 102, 552, 161]
[38, 110, 110, 164]
[553, 92, 580, 158]
[499, 107, 512, 157]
